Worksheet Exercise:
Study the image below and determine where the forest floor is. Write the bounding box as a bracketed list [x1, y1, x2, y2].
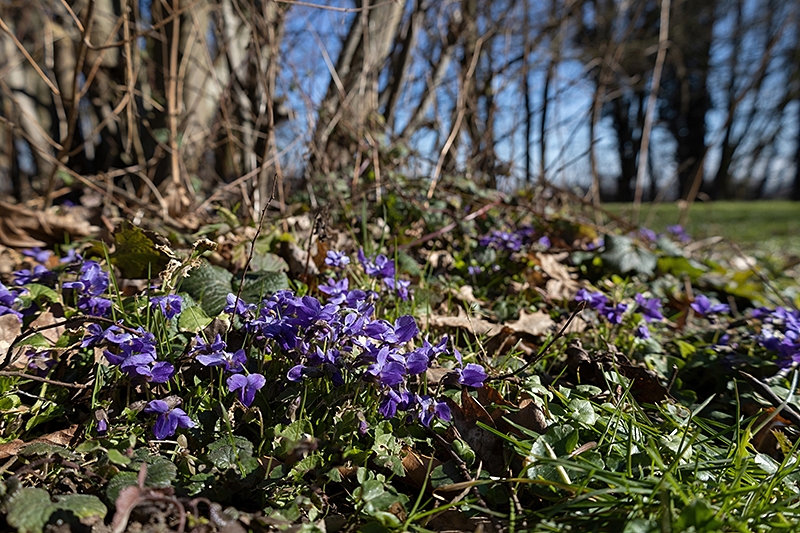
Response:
[0, 182, 799, 533]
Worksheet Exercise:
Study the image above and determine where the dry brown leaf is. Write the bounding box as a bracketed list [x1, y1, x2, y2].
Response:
[427, 312, 504, 337]
[502, 397, 549, 435]
[29, 309, 65, 345]
[0, 202, 99, 248]
[536, 252, 580, 300]
[0, 313, 22, 363]
[505, 309, 555, 337]
[447, 285, 481, 304]
[446, 390, 507, 475]
[401, 446, 443, 489]
[0, 425, 78, 459]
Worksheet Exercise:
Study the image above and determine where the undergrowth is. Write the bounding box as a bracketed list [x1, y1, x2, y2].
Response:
[1, 183, 799, 533]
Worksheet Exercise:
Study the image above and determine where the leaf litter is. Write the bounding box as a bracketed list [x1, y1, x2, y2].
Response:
[0, 184, 799, 532]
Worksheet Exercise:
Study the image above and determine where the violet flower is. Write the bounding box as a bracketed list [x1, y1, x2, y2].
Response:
[319, 277, 349, 305]
[151, 295, 183, 319]
[325, 250, 351, 268]
[144, 400, 194, 440]
[602, 303, 628, 325]
[575, 289, 609, 311]
[357, 249, 396, 278]
[227, 373, 266, 407]
[635, 294, 664, 322]
[196, 348, 247, 373]
[22, 247, 52, 263]
[14, 265, 56, 286]
[454, 348, 487, 388]
[691, 294, 730, 316]
[0, 282, 22, 320]
[63, 261, 109, 296]
[417, 395, 452, 427]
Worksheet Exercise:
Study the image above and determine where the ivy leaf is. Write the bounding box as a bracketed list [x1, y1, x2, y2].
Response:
[601, 234, 657, 276]
[180, 260, 234, 315]
[233, 271, 290, 304]
[111, 223, 171, 279]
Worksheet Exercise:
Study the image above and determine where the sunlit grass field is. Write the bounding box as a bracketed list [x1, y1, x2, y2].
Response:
[605, 201, 800, 255]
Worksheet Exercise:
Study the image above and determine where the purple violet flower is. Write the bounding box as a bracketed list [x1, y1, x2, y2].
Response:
[22, 247, 52, 263]
[144, 400, 194, 440]
[227, 373, 266, 407]
[417, 395, 452, 427]
[151, 295, 183, 319]
[325, 250, 351, 268]
[357, 249, 396, 278]
[667, 224, 691, 242]
[63, 261, 108, 296]
[601, 303, 628, 324]
[196, 348, 247, 373]
[575, 289, 609, 311]
[14, 265, 56, 286]
[224, 293, 254, 317]
[635, 294, 664, 322]
[691, 294, 730, 316]
[0, 282, 22, 320]
[454, 348, 487, 388]
[383, 277, 411, 301]
[319, 277, 349, 305]
[635, 324, 650, 339]
[467, 266, 483, 276]
[538, 236, 551, 248]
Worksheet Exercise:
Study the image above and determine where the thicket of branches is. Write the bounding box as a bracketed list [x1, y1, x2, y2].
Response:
[1, 0, 799, 219]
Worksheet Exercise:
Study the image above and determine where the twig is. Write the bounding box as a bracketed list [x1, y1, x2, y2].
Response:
[226, 177, 277, 337]
[491, 301, 586, 382]
[632, 0, 670, 225]
[1, 315, 144, 369]
[0, 371, 90, 389]
[739, 370, 800, 428]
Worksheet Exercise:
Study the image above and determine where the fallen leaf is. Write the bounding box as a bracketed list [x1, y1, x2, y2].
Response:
[401, 447, 443, 489]
[446, 390, 507, 475]
[427, 311, 504, 337]
[504, 309, 555, 337]
[0, 425, 78, 459]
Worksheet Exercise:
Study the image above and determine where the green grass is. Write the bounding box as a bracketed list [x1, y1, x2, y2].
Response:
[605, 201, 800, 255]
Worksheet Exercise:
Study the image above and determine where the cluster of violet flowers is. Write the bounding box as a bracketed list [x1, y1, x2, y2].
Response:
[752, 306, 800, 369]
[478, 226, 550, 253]
[211, 250, 486, 428]
[575, 288, 664, 339]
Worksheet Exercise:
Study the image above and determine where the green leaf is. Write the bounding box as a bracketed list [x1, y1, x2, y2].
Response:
[657, 256, 706, 280]
[568, 398, 598, 426]
[207, 436, 254, 471]
[20, 442, 78, 460]
[177, 305, 212, 332]
[249, 252, 289, 273]
[674, 499, 721, 530]
[25, 403, 63, 431]
[233, 271, 290, 304]
[144, 456, 178, 487]
[6, 487, 55, 533]
[25, 284, 60, 304]
[676, 340, 697, 358]
[181, 260, 234, 315]
[111, 223, 171, 279]
[18, 333, 51, 348]
[53, 494, 107, 522]
[601, 234, 657, 276]
[106, 448, 131, 466]
[106, 471, 137, 503]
